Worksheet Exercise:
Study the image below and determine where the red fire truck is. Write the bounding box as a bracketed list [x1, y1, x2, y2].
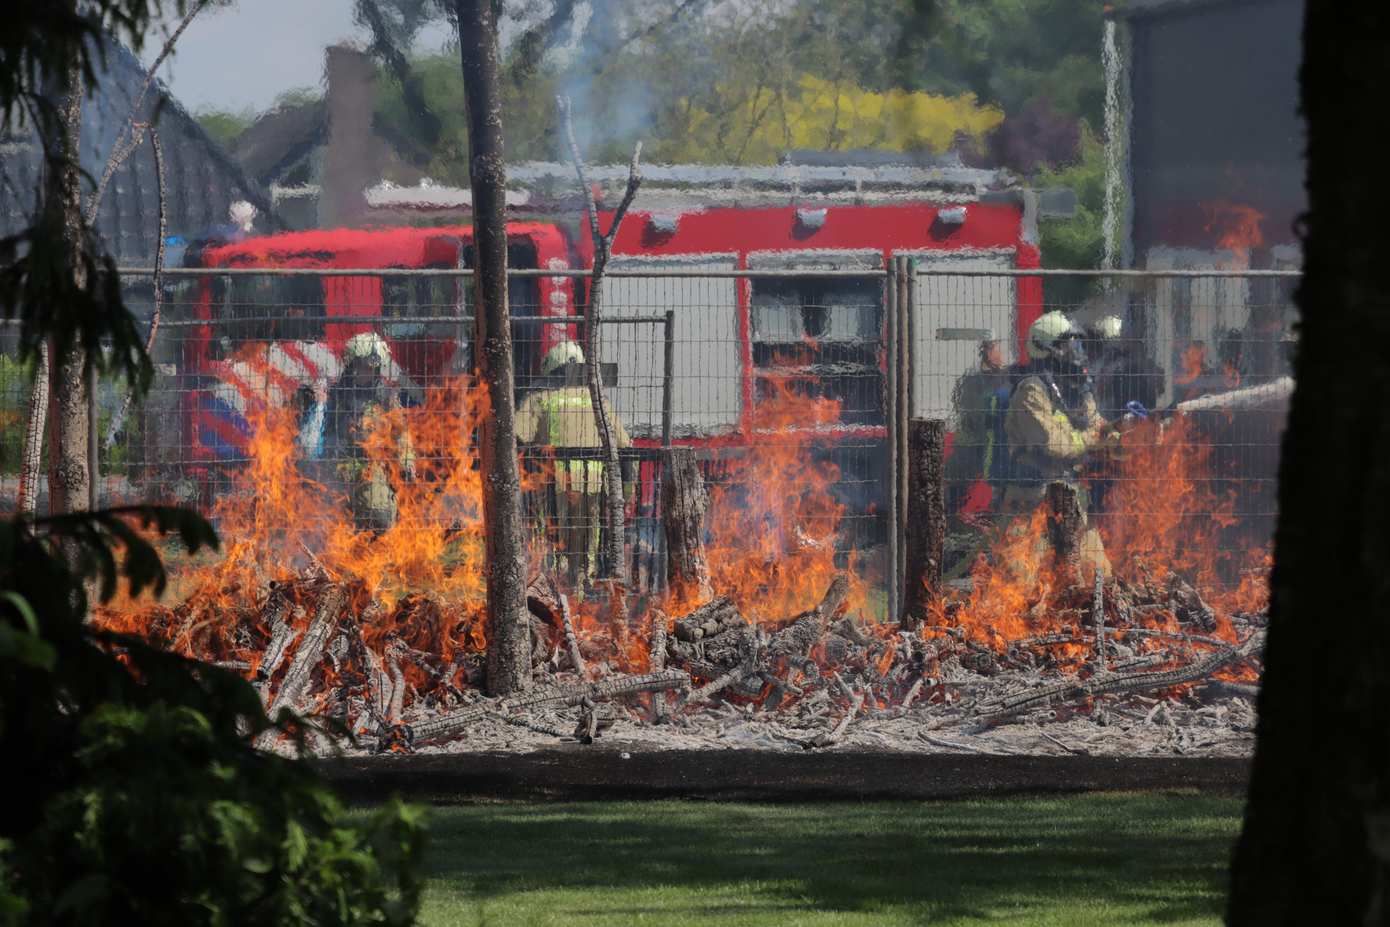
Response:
[176, 160, 1041, 478]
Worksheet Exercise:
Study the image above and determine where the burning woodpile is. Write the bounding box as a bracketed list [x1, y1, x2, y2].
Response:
[95, 379, 1268, 758]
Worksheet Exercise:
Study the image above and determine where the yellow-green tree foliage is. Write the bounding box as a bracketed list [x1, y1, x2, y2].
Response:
[665, 75, 1004, 164]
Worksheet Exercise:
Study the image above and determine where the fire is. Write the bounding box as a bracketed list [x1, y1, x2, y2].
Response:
[96, 378, 496, 683]
[1203, 200, 1265, 266]
[94, 342, 1269, 714]
[935, 415, 1269, 668]
[683, 375, 870, 624]
[1100, 416, 1268, 624]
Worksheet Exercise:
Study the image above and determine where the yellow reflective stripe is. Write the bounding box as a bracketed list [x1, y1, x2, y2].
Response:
[540, 394, 592, 445]
[1055, 410, 1086, 453]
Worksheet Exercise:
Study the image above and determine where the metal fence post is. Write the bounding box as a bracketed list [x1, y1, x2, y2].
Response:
[662, 308, 675, 447]
[886, 258, 900, 626]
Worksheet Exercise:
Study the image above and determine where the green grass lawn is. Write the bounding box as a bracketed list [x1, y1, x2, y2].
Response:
[387, 792, 1242, 926]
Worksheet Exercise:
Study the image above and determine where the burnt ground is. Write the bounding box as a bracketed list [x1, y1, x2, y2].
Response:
[316, 747, 1250, 804]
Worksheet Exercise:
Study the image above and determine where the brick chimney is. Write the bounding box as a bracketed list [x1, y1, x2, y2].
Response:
[320, 45, 383, 227]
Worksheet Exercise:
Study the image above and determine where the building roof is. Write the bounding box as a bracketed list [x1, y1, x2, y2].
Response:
[233, 98, 327, 185]
[0, 35, 275, 266]
[361, 159, 1022, 217]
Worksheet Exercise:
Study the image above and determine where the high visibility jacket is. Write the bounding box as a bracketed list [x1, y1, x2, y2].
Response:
[516, 386, 631, 494]
[1004, 375, 1103, 488]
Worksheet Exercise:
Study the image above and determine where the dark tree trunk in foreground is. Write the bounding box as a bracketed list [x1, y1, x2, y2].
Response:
[455, 0, 530, 695]
[48, 54, 90, 517]
[1227, 4, 1390, 922]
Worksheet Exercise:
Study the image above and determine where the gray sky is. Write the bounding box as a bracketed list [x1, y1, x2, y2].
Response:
[141, 0, 455, 114]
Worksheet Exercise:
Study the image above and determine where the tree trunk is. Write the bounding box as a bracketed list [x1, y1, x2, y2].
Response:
[48, 53, 89, 517]
[454, 0, 530, 695]
[1227, 4, 1390, 922]
[902, 418, 945, 627]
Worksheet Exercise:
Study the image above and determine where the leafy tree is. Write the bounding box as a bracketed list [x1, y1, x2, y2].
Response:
[194, 107, 254, 149]
[658, 74, 1001, 164]
[0, 508, 424, 924]
[1, 4, 426, 923]
[1035, 125, 1106, 264]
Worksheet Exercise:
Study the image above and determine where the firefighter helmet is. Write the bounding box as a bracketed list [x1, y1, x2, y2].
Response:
[1026, 311, 1077, 361]
[541, 340, 585, 376]
[344, 332, 393, 370]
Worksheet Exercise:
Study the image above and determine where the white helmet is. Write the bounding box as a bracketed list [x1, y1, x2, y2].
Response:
[344, 332, 393, 370]
[1026, 311, 1077, 361]
[541, 340, 585, 376]
[1092, 315, 1123, 341]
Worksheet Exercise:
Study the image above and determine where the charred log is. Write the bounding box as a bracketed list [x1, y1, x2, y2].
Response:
[770, 575, 850, 657]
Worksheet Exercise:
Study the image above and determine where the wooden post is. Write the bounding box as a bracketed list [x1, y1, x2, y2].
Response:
[902, 418, 945, 627]
[661, 446, 711, 602]
[1045, 481, 1085, 583]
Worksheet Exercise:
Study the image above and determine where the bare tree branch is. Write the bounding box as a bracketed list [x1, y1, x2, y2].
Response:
[557, 93, 642, 583]
[86, 0, 209, 226]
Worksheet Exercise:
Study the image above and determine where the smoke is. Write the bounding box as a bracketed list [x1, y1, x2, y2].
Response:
[548, 0, 662, 162]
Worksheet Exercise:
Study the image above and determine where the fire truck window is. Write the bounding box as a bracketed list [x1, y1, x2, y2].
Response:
[226, 275, 324, 342]
[749, 276, 884, 425]
[750, 281, 804, 342]
[750, 278, 880, 341]
[382, 274, 461, 339]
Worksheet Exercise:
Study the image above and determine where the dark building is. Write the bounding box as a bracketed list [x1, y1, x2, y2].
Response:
[0, 36, 274, 266]
[1105, 0, 1305, 270]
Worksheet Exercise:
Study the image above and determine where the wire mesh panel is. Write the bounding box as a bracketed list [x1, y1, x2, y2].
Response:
[913, 268, 1295, 610]
[0, 265, 1294, 626]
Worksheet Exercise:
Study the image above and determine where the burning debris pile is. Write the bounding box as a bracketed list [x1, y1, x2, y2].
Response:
[96, 381, 1268, 758]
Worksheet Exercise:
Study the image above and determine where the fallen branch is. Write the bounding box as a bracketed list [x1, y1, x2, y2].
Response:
[264, 584, 348, 718]
[978, 632, 1264, 727]
[558, 592, 586, 677]
[649, 609, 669, 723]
[399, 669, 689, 747]
[805, 686, 864, 749]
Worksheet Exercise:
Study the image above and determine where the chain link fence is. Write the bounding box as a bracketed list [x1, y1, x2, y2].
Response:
[1, 265, 1295, 613]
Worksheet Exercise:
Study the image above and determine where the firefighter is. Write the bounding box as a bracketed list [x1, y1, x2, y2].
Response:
[945, 332, 1012, 515]
[515, 341, 632, 582]
[322, 332, 415, 533]
[1000, 311, 1119, 576]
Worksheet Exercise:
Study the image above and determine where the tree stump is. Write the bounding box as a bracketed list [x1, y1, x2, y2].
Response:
[661, 446, 712, 601]
[1045, 481, 1084, 583]
[902, 418, 946, 627]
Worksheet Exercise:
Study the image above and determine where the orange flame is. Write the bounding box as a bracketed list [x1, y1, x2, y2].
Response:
[1203, 200, 1265, 266]
[676, 375, 870, 624]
